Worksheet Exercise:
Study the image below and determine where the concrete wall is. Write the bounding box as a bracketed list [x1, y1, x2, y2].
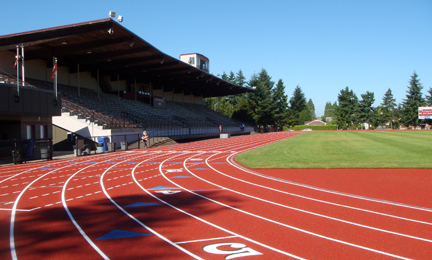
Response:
[0, 84, 61, 116]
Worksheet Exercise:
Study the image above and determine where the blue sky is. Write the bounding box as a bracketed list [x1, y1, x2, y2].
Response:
[1, 0, 431, 116]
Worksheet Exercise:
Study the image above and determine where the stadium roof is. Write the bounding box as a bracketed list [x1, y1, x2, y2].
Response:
[0, 18, 252, 97]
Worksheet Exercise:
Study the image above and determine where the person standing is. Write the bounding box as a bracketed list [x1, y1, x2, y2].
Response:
[141, 130, 148, 148]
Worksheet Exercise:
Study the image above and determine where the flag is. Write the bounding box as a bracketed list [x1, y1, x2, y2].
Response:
[51, 61, 57, 79]
[14, 56, 18, 70]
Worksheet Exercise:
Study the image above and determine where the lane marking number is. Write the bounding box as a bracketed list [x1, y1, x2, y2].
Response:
[203, 242, 262, 259]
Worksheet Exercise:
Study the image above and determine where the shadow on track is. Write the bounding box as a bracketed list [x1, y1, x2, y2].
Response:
[6, 190, 244, 259]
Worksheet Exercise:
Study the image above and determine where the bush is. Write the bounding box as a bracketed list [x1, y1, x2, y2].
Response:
[292, 125, 337, 131]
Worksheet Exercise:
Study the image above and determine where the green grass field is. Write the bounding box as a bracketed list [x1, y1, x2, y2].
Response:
[236, 131, 432, 168]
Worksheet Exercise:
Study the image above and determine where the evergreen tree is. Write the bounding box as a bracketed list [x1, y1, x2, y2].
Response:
[228, 71, 236, 84]
[235, 70, 247, 87]
[425, 87, 432, 106]
[232, 96, 254, 124]
[220, 97, 234, 118]
[273, 79, 289, 128]
[307, 99, 316, 119]
[289, 85, 307, 125]
[380, 88, 397, 129]
[221, 72, 228, 81]
[335, 87, 358, 129]
[358, 91, 376, 128]
[298, 109, 312, 125]
[247, 69, 277, 131]
[227, 70, 247, 108]
[401, 72, 425, 128]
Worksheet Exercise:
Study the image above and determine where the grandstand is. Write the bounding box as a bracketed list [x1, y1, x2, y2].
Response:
[0, 18, 253, 160]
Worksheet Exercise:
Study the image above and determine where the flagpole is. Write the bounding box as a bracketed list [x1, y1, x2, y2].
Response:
[21, 45, 25, 87]
[55, 57, 58, 100]
[16, 46, 19, 96]
[53, 57, 58, 100]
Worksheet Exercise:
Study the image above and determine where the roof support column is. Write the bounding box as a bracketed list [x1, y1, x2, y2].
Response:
[77, 64, 80, 96]
[134, 78, 137, 101]
[117, 74, 120, 103]
[97, 70, 100, 99]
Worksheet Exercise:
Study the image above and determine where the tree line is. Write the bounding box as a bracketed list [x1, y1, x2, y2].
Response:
[330, 72, 432, 130]
[205, 70, 432, 130]
[205, 68, 315, 131]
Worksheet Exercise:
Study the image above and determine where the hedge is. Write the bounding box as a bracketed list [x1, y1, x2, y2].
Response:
[291, 125, 337, 131]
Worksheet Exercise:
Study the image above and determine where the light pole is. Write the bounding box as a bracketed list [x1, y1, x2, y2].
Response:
[213, 101, 220, 111]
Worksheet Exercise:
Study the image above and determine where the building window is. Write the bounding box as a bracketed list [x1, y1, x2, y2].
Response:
[199, 59, 208, 72]
[27, 125, 35, 139]
[40, 125, 48, 139]
[188, 57, 195, 65]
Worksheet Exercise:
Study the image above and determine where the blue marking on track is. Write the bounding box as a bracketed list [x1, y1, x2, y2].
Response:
[145, 162, 160, 164]
[80, 162, 97, 165]
[210, 162, 227, 164]
[96, 230, 151, 240]
[148, 186, 178, 190]
[189, 162, 203, 164]
[125, 202, 161, 207]
[40, 168, 57, 170]
[125, 162, 138, 164]
[191, 168, 209, 170]
[170, 176, 193, 178]
[166, 162, 181, 164]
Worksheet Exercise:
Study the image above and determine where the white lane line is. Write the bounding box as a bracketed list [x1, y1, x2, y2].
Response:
[228, 153, 432, 213]
[62, 160, 112, 260]
[101, 152, 203, 260]
[139, 153, 305, 259]
[169, 153, 411, 260]
[9, 161, 84, 260]
[1, 160, 64, 185]
[1, 207, 40, 211]
[176, 235, 238, 245]
[204, 154, 432, 227]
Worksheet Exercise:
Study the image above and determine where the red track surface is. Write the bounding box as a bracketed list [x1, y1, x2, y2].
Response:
[1, 132, 432, 259]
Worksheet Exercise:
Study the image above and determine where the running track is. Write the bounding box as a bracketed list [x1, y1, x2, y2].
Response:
[1, 131, 432, 259]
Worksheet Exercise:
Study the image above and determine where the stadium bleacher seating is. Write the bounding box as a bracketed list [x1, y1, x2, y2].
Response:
[1, 72, 244, 131]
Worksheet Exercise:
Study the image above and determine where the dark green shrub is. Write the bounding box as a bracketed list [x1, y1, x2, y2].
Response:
[292, 125, 337, 131]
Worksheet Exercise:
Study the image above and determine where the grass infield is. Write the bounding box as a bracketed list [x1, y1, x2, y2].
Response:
[236, 131, 432, 169]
